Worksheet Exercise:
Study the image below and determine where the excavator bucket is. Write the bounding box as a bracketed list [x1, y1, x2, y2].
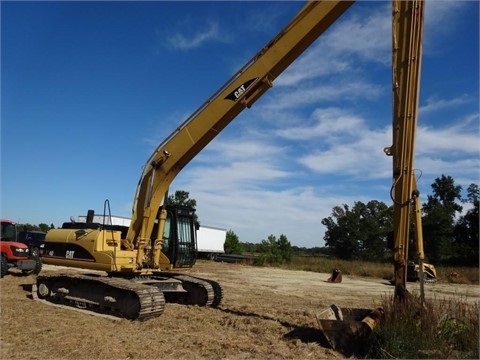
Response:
[327, 268, 343, 283]
[316, 304, 383, 356]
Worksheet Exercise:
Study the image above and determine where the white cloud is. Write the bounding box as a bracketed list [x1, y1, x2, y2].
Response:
[275, 48, 352, 87]
[183, 161, 290, 191]
[323, 2, 391, 64]
[424, 0, 467, 34]
[262, 80, 384, 112]
[417, 116, 480, 155]
[202, 139, 284, 163]
[297, 130, 391, 178]
[276, 107, 365, 140]
[420, 95, 472, 115]
[167, 21, 222, 50]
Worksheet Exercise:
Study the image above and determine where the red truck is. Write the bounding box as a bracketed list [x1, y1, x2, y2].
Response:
[0, 219, 42, 278]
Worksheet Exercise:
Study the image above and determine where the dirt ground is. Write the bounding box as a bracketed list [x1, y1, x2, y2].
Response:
[1, 260, 478, 359]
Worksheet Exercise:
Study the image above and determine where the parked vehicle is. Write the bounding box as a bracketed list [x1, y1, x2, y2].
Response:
[197, 225, 226, 260]
[18, 230, 46, 257]
[1, 220, 42, 278]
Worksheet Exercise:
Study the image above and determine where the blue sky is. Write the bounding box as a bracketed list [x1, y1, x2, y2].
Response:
[1, 1, 478, 248]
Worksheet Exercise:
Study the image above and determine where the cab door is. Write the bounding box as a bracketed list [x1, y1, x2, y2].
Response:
[161, 206, 197, 268]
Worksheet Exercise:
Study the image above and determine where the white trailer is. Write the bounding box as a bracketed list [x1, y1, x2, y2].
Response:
[196, 225, 226, 260]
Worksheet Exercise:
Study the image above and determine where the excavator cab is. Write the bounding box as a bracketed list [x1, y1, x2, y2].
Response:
[157, 205, 198, 268]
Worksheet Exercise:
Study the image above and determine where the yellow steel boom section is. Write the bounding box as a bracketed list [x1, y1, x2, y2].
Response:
[384, 0, 425, 299]
[126, 1, 354, 267]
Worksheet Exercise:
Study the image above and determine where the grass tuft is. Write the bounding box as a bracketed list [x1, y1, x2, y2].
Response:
[364, 294, 479, 359]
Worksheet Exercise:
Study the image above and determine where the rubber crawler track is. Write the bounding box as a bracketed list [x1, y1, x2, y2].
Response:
[158, 272, 224, 307]
[33, 272, 223, 320]
[34, 274, 165, 320]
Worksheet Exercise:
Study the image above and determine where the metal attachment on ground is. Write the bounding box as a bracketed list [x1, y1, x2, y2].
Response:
[316, 304, 384, 357]
[327, 268, 343, 283]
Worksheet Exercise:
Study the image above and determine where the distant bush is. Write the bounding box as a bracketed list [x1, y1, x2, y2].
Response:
[224, 230, 243, 254]
[254, 234, 292, 266]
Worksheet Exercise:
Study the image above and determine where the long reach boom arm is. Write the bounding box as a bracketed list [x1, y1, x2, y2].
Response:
[385, 0, 425, 301]
[126, 1, 354, 268]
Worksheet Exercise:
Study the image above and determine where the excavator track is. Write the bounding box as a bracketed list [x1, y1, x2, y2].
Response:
[33, 272, 222, 321]
[34, 274, 165, 320]
[149, 272, 223, 308]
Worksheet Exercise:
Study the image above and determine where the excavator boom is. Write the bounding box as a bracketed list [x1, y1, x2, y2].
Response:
[384, 0, 426, 300]
[127, 1, 354, 263]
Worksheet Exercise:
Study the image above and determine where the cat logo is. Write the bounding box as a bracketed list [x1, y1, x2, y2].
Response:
[225, 78, 258, 102]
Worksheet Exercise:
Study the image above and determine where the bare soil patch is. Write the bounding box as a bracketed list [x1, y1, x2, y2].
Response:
[1, 261, 478, 359]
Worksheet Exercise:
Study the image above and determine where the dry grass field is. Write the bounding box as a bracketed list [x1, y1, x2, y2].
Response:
[1, 260, 478, 359]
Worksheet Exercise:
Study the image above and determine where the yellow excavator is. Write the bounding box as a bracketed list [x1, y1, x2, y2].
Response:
[37, 0, 357, 320]
[36, 0, 427, 350]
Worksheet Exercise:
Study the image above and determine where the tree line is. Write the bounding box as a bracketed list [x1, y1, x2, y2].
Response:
[224, 175, 478, 267]
[320, 175, 478, 266]
[15, 223, 55, 233]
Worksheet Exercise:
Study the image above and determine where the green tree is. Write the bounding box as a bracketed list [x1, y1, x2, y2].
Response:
[256, 234, 292, 266]
[18, 223, 38, 231]
[166, 189, 198, 222]
[355, 200, 392, 261]
[322, 204, 359, 260]
[257, 234, 282, 265]
[322, 200, 392, 261]
[241, 242, 261, 253]
[17, 223, 55, 231]
[277, 234, 293, 263]
[38, 223, 51, 232]
[167, 190, 197, 208]
[224, 230, 243, 254]
[453, 183, 479, 265]
[422, 175, 463, 264]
